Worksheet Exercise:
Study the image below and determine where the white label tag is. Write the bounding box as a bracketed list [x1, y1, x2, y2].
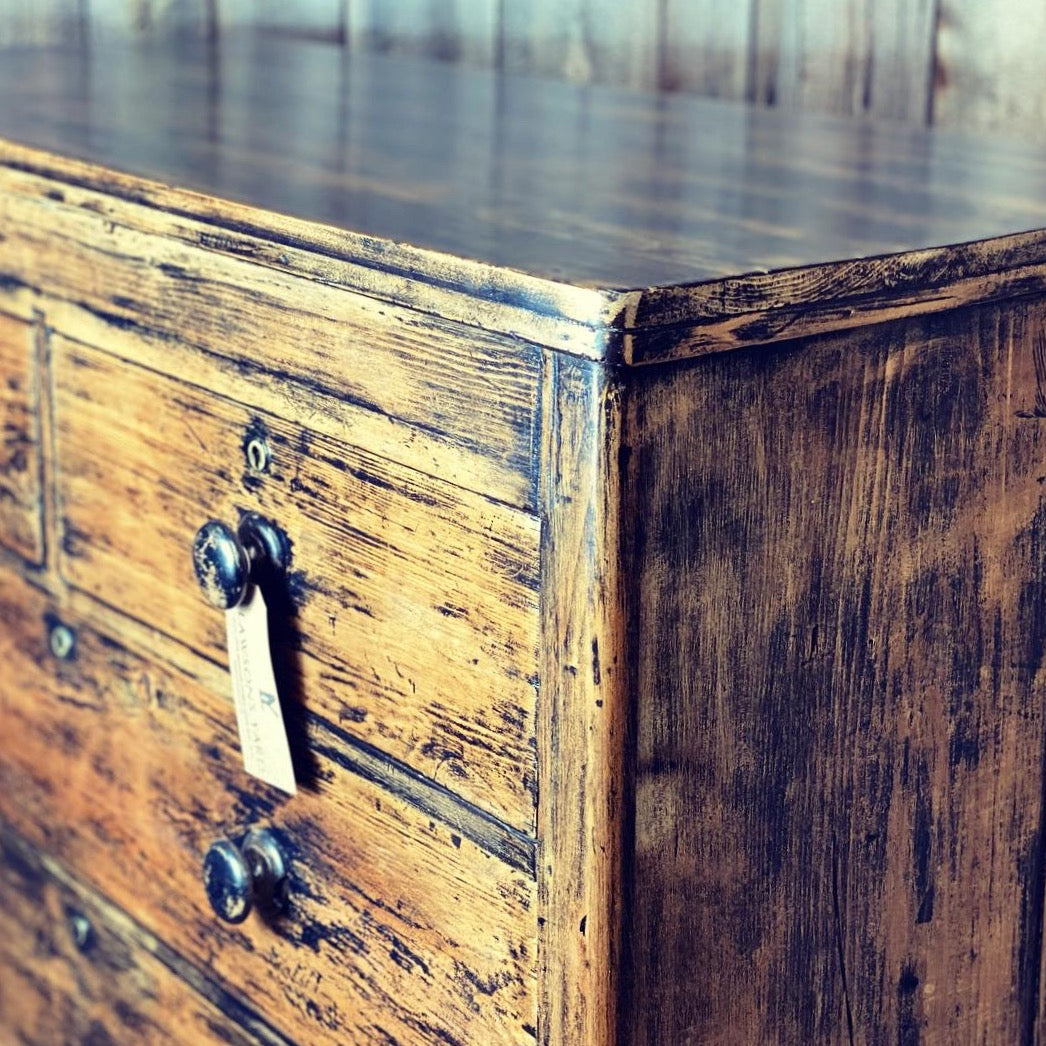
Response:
[225, 585, 297, 795]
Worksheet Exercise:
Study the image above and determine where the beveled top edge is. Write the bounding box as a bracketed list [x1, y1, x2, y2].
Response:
[5, 32, 1046, 364]
[9, 137, 1046, 369]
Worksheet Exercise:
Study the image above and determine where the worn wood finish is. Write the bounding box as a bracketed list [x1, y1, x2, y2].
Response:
[0, 568, 538, 1045]
[0, 309, 43, 564]
[8, 37, 1046, 361]
[52, 336, 539, 831]
[0, 165, 545, 507]
[0, 825, 292, 1046]
[626, 300, 1046, 1041]
[537, 353, 630, 1045]
[7, 28, 1046, 1046]
[623, 237, 1046, 364]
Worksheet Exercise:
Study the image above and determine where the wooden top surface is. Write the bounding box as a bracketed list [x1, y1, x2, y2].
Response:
[3, 32, 1046, 361]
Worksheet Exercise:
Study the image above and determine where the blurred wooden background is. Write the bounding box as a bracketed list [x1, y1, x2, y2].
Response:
[0, 1, 1042, 141]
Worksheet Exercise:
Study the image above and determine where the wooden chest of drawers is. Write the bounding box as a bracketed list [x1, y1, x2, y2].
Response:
[4, 32, 1046, 1045]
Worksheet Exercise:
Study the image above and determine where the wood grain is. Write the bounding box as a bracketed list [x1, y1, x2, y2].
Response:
[0, 165, 545, 508]
[626, 300, 1046, 1041]
[0, 308, 43, 564]
[0, 156, 611, 364]
[0, 825, 292, 1046]
[4, 34, 1046, 332]
[52, 336, 540, 832]
[623, 239, 1046, 364]
[537, 353, 631, 1045]
[0, 567, 538, 1045]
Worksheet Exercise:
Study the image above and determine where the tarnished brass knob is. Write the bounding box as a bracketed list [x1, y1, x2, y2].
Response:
[191, 512, 289, 609]
[202, 828, 288, 924]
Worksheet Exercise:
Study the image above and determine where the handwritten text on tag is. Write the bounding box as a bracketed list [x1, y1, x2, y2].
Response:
[225, 585, 297, 795]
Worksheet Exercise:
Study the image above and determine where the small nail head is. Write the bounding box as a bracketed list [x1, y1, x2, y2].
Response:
[49, 622, 76, 660]
[68, 911, 93, 951]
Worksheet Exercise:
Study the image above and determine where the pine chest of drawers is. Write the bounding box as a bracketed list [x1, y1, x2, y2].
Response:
[4, 32, 1046, 1046]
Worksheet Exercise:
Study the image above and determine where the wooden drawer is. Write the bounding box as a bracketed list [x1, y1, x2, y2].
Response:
[0, 570, 537, 1045]
[0, 165, 543, 513]
[52, 333, 540, 831]
[0, 827, 283, 1046]
[0, 308, 42, 564]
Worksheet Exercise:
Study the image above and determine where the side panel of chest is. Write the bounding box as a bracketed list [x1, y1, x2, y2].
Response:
[626, 300, 1046, 1042]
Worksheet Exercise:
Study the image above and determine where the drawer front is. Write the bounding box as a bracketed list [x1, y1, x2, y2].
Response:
[0, 167, 542, 512]
[53, 335, 539, 830]
[0, 571, 537, 1045]
[0, 309, 42, 563]
[0, 827, 285, 1046]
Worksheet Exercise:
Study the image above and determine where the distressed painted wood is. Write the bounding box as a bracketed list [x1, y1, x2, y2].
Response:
[8, 39, 1046, 364]
[0, 568, 538, 1045]
[0, 309, 43, 564]
[0, 825, 292, 1046]
[0, 166, 546, 506]
[625, 299, 1046, 1041]
[52, 336, 540, 831]
[537, 353, 630, 1045]
[5, 28, 1046, 1046]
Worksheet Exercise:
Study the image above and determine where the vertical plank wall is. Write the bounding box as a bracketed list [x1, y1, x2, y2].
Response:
[3, 1, 1046, 141]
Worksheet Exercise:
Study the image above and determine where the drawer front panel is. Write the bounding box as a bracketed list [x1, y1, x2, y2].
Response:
[0, 309, 42, 563]
[0, 168, 542, 511]
[0, 827, 287, 1046]
[53, 335, 539, 830]
[0, 573, 538, 1045]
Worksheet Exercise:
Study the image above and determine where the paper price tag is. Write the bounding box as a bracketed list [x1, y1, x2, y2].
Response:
[225, 585, 297, 795]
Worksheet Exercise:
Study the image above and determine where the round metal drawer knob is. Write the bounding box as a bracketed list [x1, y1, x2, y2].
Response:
[203, 828, 288, 924]
[192, 521, 250, 610]
[191, 513, 290, 610]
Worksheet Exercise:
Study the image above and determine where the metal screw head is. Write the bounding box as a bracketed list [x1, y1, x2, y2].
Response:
[67, 911, 93, 952]
[244, 435, 271, 475]
[49, 622, 76, 661]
